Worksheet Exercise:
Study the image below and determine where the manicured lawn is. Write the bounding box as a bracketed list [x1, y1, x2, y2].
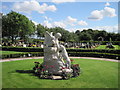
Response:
[95, 45, 120, 50]
[2, 58, 118, 88]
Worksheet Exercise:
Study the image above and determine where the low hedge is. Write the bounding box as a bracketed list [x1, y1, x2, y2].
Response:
[68, 52, 119, 60]
[2, 46, 43, 52]
[67, 49, 120, 54]
[1, 46, 120, 60]
[2, 52, 44, 59]
[2, 51, 119, 60]
[79, 41, 120, 45]
[2, 46, 120, 54]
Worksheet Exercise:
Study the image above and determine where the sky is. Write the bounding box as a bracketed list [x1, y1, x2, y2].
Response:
[1, 0, 119, 33]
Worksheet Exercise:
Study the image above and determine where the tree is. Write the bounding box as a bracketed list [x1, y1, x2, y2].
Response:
[75, 30, 80, 35]
[115, 33, 120, 41]
[79, 32, 92, 41]
[96, 30, 107, 41]
[50, 27, 71, 42]
[2, 11, 35, 42]
[69, 32, 79, 42]
[36, 24, 48, 38]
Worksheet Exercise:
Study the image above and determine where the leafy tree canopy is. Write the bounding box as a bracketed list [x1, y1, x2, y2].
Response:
[2, 11, 36, 42]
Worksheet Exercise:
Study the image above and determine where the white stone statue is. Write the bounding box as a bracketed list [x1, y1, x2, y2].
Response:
[42, 31, 72, 75]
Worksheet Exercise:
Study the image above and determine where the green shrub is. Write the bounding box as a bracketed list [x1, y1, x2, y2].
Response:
[66, 49, 120, 54]
[2, 46, 43, 52]
[1, 46, 120, 59]
[68, 52, 119, 60]
[2, 52, 44, 59]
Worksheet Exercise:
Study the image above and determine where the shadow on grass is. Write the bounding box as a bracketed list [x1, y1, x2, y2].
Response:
[16, 70, 34, 73]
[15, 70, 79, 80]
[15, 70, 64, 80]
[16, 70, 45, 79]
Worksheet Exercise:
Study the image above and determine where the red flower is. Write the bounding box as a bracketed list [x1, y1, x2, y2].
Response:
[42, 69, 45, 71]
[50, 65, 54, 68]
[62, 67, 65, 69]
[61, 67, 68, 69]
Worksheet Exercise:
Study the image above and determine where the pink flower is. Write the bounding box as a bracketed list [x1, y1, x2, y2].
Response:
[44, 65, 46, 67]
[36, 67, 40, 69]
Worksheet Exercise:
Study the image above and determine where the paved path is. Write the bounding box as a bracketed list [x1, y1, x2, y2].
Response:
[0, 57, 119, 62]
[70, 57, 119, 62]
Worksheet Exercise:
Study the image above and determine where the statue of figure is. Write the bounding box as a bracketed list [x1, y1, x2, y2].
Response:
[43, 31, 72, 75]
[54, 33, 71, 68]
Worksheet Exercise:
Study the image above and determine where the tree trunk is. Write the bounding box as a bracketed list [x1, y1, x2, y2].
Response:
[11, 36, 14, 43]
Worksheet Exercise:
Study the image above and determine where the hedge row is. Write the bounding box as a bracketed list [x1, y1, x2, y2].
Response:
[68, 52, 120, 60]
[67, 49, 120, 54]
[2, 52, 119, 60]
[2, 52, 43, 59]
[80, 41, 120, 45]
[1, 46, 120, 59]
[2, 46, 120, 54]
[2, 46, 43, 52]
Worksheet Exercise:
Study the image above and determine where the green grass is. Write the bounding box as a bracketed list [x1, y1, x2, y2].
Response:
[95, 45, 120, 49]
[1, 51, 23, 54]
[2, 58, 118, 88]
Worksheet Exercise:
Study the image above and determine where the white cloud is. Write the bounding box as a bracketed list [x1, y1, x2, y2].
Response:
[105, 2, 110, 6]
[42, 16, 88, 29]
[12, 0, 57, 14]
[80, 25, 118, 33]
[93, 25, 118, 33]
[52, 0, 76, 4]
[43, 16, 52, 21]
[68, 25, 118, 33]
[42, 17, 67, 28]
[78, 20, 88, 26]
[67, 16, 77, 23]
[66, 16, 88, 26]
[42, 20, 53, 28]
[39, 3, 57, 13]
[53, 21, 66, 28]
[64, 16, 78, 26]
[88, 10, 103, 20]
[42, 20, 66, 28]
[32, 20, 38, 25]
[102, 7, 116, 17]
[88, 6, 116, 20]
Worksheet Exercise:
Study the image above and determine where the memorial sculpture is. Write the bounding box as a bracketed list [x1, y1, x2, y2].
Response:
[33, 31, 80, 79]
